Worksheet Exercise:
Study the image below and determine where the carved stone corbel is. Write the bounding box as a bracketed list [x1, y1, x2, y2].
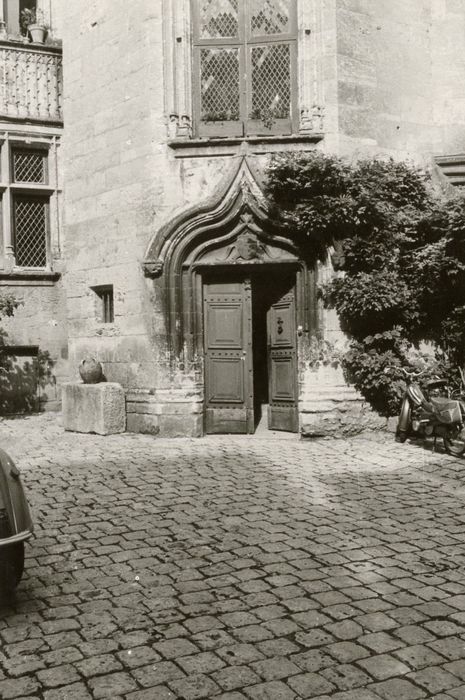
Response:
[168, 113, 180, 139]
[300, 104, 325, 133]
[168, 113, 192, 140]
[178, 114, 192, 138]
[142, 260, 164, 278]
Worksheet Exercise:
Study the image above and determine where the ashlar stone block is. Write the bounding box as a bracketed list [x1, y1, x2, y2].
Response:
[62, 383, 126, 435]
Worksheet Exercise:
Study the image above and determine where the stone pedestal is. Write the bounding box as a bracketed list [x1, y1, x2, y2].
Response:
[125, 386, 204, 437]
[62, 383, 126, 435]
[299, 365, 385, 438]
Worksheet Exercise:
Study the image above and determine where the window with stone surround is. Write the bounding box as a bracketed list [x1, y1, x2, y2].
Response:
[0, 139, 58, 271]
[192, 0, 298, 137]
[92, 285, 114, 324]
[13, 193, 48, 267]
[165, 0, 324, 143]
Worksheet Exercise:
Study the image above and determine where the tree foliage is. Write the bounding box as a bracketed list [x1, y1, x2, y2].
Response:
[266, 152, 465, 416]
[0, 293, 19, 321]
[0, 293, 19, 366]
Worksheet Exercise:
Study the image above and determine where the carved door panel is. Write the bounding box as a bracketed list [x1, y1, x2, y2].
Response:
[204, 279, 254, 434]
[267, 286, 299, 432]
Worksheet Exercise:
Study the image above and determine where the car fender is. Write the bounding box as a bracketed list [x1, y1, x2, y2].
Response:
[0, 448, 33, 548]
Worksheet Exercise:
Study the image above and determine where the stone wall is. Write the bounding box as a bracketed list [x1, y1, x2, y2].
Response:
[0, 1, 65, 414]
[336, 0, 465, 160]
[61, 2, 315, 435]
[0, 280, 68, 411]
[299, 365, 386, 438]
[62, 0, 166, 391]
[431, 0, 465, 154]
[60, 0, 465, 436]
[61, 0, 206, 434]
[303, 0, 465, 435]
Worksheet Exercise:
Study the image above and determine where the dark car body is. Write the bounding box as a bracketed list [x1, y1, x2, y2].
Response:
[0, 448, 33, 592]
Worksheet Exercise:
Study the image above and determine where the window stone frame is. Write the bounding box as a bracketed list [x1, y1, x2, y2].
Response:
[0, 132, 61, 276]
[163, 0, 325, 142]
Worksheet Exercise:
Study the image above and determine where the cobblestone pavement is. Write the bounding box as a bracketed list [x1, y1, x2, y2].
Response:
[1, 415, 465, 700]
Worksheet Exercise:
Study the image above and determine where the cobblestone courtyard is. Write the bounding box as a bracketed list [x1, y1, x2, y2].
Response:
[1, 415, 465, 699]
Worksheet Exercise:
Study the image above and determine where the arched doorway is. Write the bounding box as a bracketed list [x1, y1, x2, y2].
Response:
[143, 158, 318, 435]
[201, 264, 299, 433]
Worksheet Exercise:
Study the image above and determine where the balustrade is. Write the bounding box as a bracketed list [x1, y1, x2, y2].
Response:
[0, 41, 62, 123]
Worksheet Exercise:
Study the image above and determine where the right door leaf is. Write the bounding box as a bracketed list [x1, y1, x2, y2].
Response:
[267, 288, 299, 432]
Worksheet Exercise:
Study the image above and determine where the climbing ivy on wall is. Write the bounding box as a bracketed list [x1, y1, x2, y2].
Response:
[265, 152, 465, 416]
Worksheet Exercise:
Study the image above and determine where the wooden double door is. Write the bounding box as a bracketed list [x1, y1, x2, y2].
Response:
[203, 269, 298, 434]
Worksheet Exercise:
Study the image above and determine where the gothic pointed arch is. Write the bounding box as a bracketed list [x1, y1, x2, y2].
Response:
[143, 157, 311, 357]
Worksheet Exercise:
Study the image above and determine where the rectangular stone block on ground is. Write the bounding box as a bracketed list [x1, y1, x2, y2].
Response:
[62, 382, 126, 435]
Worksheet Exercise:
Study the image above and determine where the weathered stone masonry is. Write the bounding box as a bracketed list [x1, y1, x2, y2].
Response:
[0, 0, 66, 413]
[55, 0, 465, 436]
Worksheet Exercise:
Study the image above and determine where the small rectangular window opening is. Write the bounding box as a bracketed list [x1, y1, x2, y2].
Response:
[93, 285, 114, 324]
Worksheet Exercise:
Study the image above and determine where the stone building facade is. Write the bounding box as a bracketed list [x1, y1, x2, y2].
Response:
[59, 0, 465, 438]
[4, 0, 465, 435]
[0, 0, 65, 413]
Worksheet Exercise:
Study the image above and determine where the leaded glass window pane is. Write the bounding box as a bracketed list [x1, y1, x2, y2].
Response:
[250, 44, 291, 121]
[250, 0, 291, 36]
[13, 150, 46, 183]
[14, 196, 47, 268]
[200, 48, 240, 122]
[192, 0, 296, 136]
[199, 0, 239, 39]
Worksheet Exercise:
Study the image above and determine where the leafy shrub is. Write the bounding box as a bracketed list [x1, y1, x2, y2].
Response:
[266, 152, 465, 416]
[303, 337, 343, 369]
[0, 294, 19, 321]
[0, 294, 19, 369]
[342, 332, 409, 417]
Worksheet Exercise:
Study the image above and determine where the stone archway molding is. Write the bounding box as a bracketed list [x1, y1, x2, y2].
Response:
[142, 156, 299, 276]
[142, 156, 302, 356]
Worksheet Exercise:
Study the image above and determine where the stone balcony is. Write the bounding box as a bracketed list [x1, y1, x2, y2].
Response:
[0, 39, 62, 125]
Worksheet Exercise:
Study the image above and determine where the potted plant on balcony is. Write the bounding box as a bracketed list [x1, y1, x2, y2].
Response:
[20, 8, 48, 44]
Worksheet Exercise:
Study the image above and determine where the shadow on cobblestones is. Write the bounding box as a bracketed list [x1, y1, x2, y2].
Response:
[1, 416, 465, 699]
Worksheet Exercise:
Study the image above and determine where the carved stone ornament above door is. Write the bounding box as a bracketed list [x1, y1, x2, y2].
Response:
[229, 230, 265, 261]
[142, 156, 303, 356]
[143, 157, 299, 274]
